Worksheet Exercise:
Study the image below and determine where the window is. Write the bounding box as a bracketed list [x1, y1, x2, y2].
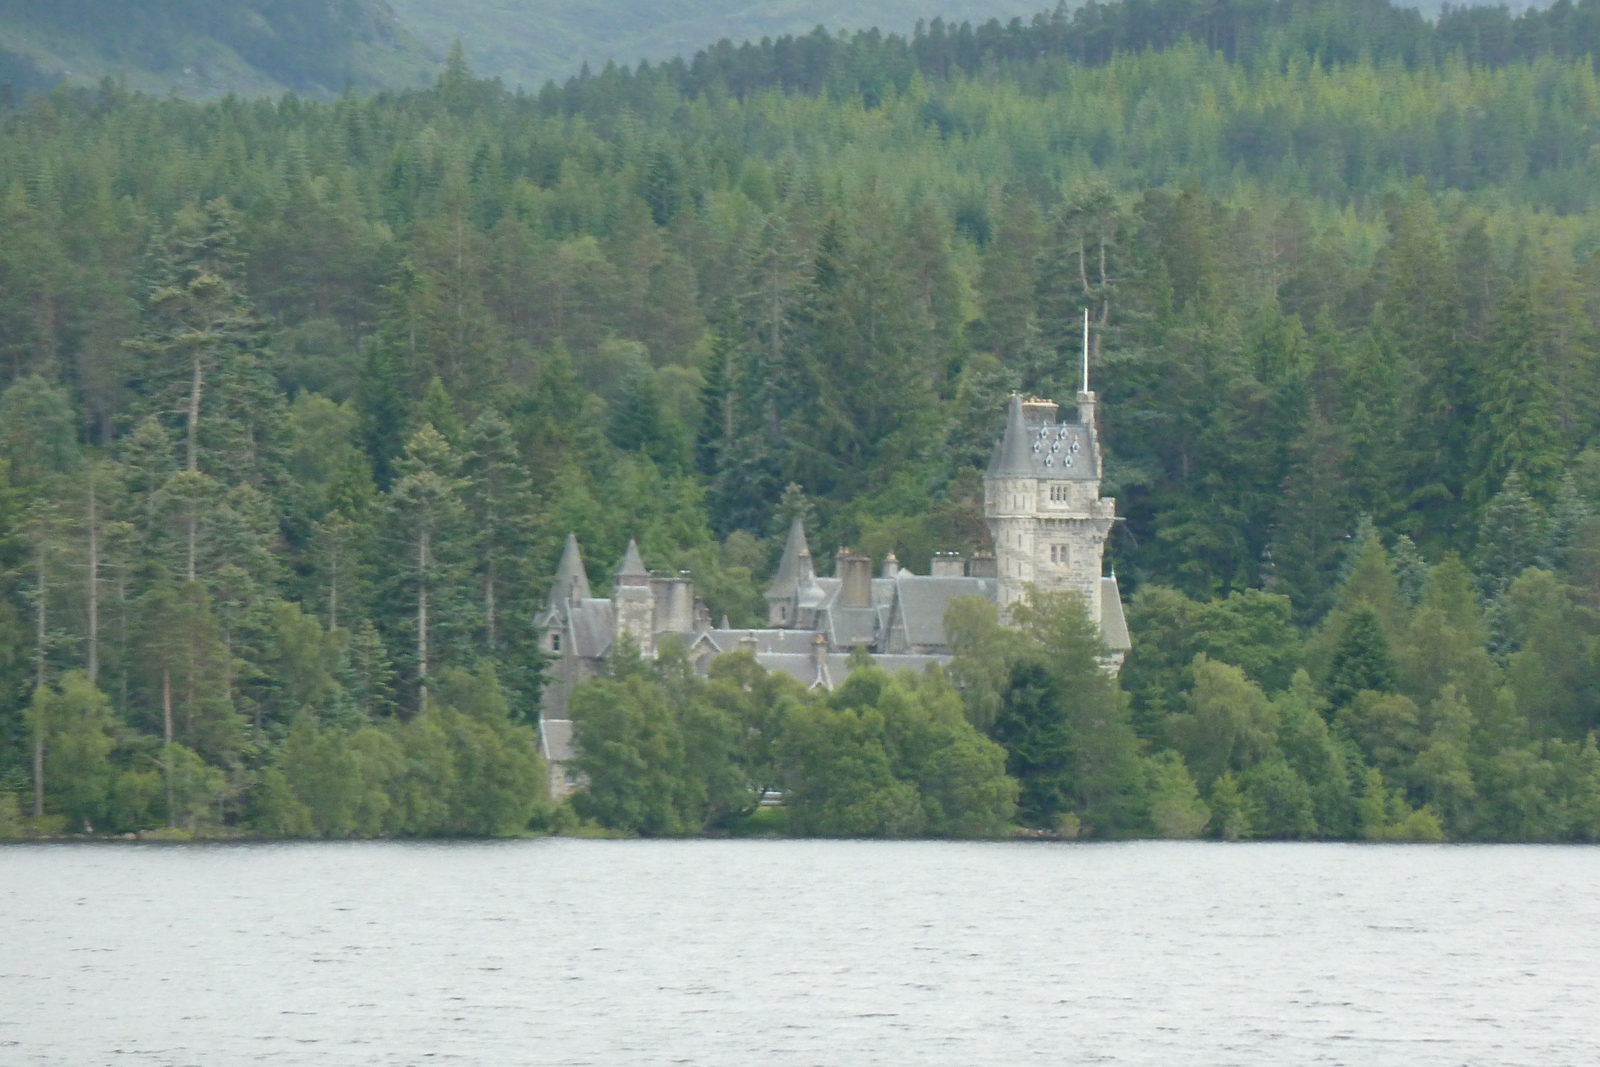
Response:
[1050, 484, 1068, 502]
[1050, 544, 1070, 565]
[551, 633, 562, 652]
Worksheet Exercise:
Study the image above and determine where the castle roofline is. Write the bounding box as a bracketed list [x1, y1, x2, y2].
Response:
[985, 392, 1098, 481]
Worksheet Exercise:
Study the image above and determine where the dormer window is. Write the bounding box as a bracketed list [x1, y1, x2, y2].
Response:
[550, 633, 562, 652]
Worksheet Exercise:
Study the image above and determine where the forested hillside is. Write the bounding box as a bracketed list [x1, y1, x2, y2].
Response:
[3, 0, 1600, 841]
[384, 0, 1041, 90]
[0, 0, 435, 99]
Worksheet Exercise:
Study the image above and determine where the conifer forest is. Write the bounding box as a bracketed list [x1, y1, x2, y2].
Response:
[5, 0, 1600, 843]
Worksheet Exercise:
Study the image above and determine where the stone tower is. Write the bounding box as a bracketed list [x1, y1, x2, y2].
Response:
[984, 391, 1117, 622]
[612, 538, 655, 654]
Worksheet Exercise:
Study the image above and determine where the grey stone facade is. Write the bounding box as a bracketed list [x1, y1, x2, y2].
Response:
[534, 390, 1130, 798]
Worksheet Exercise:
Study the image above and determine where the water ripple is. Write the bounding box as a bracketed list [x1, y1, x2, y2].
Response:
[1, 840, 1598, 1065]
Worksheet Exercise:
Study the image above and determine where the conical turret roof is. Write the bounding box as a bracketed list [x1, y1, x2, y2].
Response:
[765, 516, 810, 597]
[987, 394, 1034, 478]
[615, 538, 649, 586]
[550, 532, 591, 605]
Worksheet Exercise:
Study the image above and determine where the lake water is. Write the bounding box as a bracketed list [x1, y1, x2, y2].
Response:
[2, 839, 1598, 1065]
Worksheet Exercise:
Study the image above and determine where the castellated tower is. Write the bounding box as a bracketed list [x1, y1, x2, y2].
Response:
[984, 391, 1117, 624]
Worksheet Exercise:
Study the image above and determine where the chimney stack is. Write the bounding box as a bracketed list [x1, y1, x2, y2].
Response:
[1021, 397, 1060, 425]
[931, 551, 966, 578]
[836, 547, 872, 608]
[968, 551, 997, 578]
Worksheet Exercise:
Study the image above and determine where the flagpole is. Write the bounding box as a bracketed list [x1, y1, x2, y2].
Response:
[1081, 308, 1090, 394]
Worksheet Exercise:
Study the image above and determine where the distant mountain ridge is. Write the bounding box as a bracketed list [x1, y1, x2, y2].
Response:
[0, 0, 436, 98]
[0, 0, 1566, 101]
[384, 1, 1043, 92]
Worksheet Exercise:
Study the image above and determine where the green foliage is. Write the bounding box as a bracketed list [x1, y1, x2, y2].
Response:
[571, 663, 736, 836]
[1206, 772, 1249, 841]
[778, 698, 927, 837]
[161, 742, 228, 832]
[3, 0, 1600, 841]
[0, 789, 23, 838]
[1167, 655, 1279, 792]
[570, 650, 1013, 838]
[1357, 767, 1445, 843]
[1275, 671, 1355, 837]
[1124, 588, 1300, 736]
[27, 671, 117, 831]
[260, 661, 546, 837]
[1239, 758, 1318, 840]
[993, 590, 1146, 836]
[1144, 750, 1209, 839]
[1326, 607, 1396, 711]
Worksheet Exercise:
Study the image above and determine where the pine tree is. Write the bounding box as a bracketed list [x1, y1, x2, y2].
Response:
[1034, 182, 1129, 389]
[1391, 535, 1430, 608]
[0, 375, 79, 491]
[1470, 284, 1563, 506]
[384, 426, 472, 714]
[1327, 605, 1396, 711]
[462, 412, 543, 717]
[127, 201, 282, 488]
[1474, 470, 1550, 593]
[1378, 190, 1472, 542]
[973, 194, 1041, 365]
[1270, 410, 1352, 622]
[347, 618, 397, 720]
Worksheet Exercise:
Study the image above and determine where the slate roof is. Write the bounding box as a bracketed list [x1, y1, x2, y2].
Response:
[700, 629, 820, 656]
[566, 599, 616, 659]
[1101, 576, 1131, 652]
[986, 393, 1097, 481]
[820, 605, 883, 648]
[539, 717, 576, 763]
[890, 575, 999, 649]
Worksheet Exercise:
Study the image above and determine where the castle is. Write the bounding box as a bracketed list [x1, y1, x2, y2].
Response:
[535, 389, 1130, 797]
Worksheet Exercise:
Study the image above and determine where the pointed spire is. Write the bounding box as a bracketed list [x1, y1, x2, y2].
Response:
[766, 515, 811, 597]
[986, 393, 1035, 478]
[550, 532, 591, 606]
[615, 538, 649, 587]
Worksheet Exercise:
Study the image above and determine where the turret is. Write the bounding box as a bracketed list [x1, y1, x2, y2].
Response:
[613, 538, 654, 655]
[983, 391, 1115, 622]
[549, 532, 591, 607]
[765, 516, 810, 627]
